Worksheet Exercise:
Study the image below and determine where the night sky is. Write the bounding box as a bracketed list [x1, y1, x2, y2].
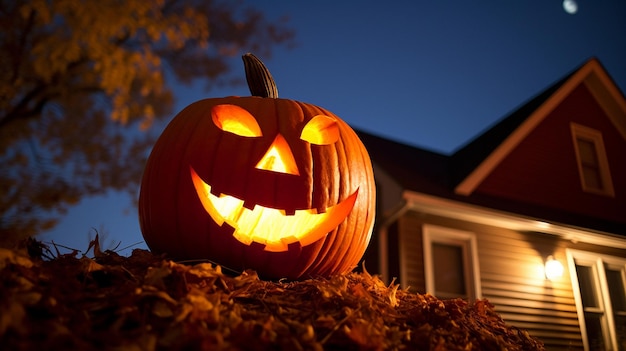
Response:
[41, 1, 626, 254]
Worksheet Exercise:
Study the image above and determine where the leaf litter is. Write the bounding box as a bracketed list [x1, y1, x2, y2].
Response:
[0, 237, 545, 350]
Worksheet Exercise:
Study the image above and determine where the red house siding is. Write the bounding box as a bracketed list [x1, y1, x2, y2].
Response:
[475, 84, 626, 225]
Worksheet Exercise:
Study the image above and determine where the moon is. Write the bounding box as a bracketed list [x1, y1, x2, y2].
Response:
[563, 0, 578, 14]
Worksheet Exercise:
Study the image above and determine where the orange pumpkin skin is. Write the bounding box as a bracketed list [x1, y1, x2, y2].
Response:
[138, 96, 375, 279]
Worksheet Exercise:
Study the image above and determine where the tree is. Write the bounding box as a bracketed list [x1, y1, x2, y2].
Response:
[0, 0, 294, 245]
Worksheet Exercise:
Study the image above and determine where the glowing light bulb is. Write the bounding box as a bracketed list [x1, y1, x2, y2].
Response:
[545, 256, 564, 280]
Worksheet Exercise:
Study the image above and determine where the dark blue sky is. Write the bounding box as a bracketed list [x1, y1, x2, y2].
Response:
[42, 0, 626, 253]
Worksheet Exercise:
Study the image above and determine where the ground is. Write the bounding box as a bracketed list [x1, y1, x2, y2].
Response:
[0, 238, 545, 350]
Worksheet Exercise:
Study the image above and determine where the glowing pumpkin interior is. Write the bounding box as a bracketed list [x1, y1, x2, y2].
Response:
[190, 104, 358, 252]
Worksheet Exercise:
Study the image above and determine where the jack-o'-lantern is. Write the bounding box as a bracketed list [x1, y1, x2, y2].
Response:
[138, 54, 375, 279]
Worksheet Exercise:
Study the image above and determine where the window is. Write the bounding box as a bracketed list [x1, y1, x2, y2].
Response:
[423, 225, 481, 300]
[567, 249, 626, 351]
[570, 123, 615, 196]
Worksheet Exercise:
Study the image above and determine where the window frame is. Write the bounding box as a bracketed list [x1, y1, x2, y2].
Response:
[570, 122, 615, 197]
[423, 224, 481, 300]
[566, 249, 626, 351]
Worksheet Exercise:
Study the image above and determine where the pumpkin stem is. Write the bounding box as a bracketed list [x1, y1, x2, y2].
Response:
[242, 53, 279, 98]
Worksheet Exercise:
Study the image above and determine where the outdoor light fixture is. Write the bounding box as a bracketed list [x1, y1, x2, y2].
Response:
[545, 255, 564, 280]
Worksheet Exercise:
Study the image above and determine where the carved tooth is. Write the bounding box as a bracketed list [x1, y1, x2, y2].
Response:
[243, 200, 256, 210]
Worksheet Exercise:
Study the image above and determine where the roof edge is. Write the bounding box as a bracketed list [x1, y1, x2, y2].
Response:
[454, 58, 623, 196]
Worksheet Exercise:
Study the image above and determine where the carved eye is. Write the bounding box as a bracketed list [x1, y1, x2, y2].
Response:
[300, 115, 339, 145]
[212, 104, 262, 137]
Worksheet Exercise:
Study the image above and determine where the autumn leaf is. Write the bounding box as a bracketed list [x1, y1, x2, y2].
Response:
[0, 0, 295, 243]
[0, 240, 546, 351]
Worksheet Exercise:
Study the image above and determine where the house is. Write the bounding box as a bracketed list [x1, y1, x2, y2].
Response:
[357, 57, 626, 351]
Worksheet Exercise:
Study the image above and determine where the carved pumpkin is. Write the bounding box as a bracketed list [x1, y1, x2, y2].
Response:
[138, 54, 375, 279]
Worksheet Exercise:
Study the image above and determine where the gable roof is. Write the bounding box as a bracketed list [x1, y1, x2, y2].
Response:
[355, 130, 451, 195]
[450, 74, 568, 187]
[453, 58, 626, 196]
[356, 57, 626, 235]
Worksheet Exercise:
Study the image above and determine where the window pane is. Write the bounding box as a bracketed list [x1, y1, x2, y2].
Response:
[577, 138, 605, 190]
[584, 314, 606, 351]
[582, 166, 603, 189]
[615, 315, 626, 351]
[577, 138, 599, 165]
[606, 268, 626, 312]
[577, 265, 600, 308]
[433, 243, 466, 296]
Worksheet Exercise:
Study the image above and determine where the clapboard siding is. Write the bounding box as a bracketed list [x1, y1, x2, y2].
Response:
[498, 312, 579, 327]
[487, 296, 577, 314]
[482, 282, 575, 301]
[476, 225, 581, 350]
[393, 211, 583, 350]
[397, 213, 425, 292]
[481, 272, 569, 291]
[493, 305, 578, 322]
[482, 288, 575, 308]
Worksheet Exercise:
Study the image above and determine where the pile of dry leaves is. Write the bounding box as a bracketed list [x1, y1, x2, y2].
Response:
[1, 238, 545, 350]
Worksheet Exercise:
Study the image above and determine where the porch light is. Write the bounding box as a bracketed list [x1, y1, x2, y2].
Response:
[545, 255, 564, 280]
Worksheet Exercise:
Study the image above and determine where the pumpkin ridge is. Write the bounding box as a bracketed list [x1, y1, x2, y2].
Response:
[178, 103, 215, 251]
[141, 100, 209, 256]
[139, 54, 376, 280]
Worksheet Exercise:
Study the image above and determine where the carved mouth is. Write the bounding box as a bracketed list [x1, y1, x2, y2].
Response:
[190, 167, 357, 252]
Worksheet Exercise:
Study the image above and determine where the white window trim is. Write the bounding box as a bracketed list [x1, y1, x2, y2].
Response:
[570, 122, 615, 197]
[423, 224, 482, 300]
[566, 249, 626, 351]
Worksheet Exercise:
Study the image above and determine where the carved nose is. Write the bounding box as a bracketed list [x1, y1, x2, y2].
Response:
[255, 134, 299, 175]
